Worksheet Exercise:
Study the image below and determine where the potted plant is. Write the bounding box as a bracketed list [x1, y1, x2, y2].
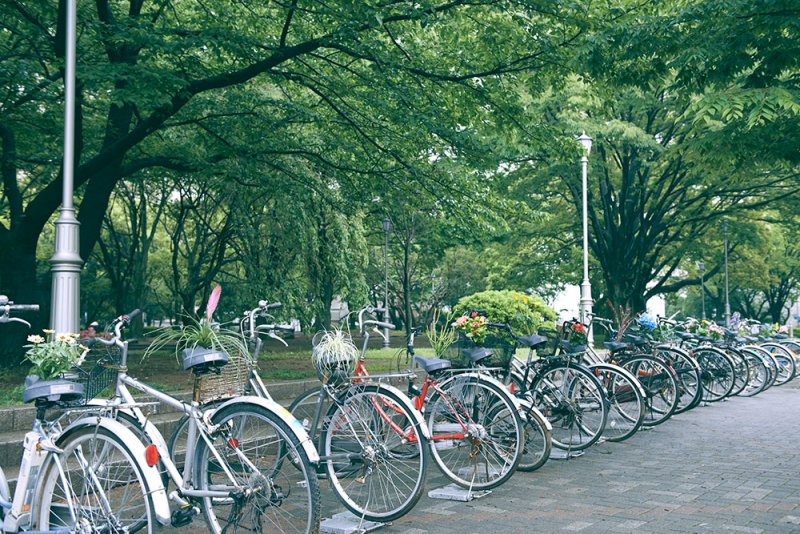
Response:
[144, 285, 249, 373]
[24, 331, 90, 380]
[425, 308, 457, 359]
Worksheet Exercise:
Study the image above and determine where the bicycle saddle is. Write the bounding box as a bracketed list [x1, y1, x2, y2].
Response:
[413, 356, 452, 374]
[603, 341, 628, 353]
[677, 331, 695, 340]
[182, 347, 229, 375]
[461, 347, 494, 364]
[623, 334, 648, 346]
[22, 375, 84, 405]
[517, 334, 548, 349]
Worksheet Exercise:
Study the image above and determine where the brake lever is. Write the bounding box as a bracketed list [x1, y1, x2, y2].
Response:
[372, 325, 388, 343]
[266, 331, 289, 347]
[1, 317, 31, 328]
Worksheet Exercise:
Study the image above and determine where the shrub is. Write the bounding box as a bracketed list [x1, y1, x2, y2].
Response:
[453, 290, 556, 336]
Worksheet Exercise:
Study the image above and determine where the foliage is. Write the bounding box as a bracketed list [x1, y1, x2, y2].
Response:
[426, 308, 457, 358]
[311, 328, 359, 384]
[562, 322, 588, 347]
[24, 332, 90, 380]
[453, 290, 556, 336]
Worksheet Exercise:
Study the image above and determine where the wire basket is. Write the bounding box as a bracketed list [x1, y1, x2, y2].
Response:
[442, 333, 516, 369]
[60, 342, 120, 406]
[311, 329, 359, 386]
[197, 350, 252, 403]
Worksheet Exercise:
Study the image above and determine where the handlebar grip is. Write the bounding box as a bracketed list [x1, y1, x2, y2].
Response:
[266, 302, 282, 309]
[375, 321, 396, 330]
[81, 337, 100, 348]
[125, 309, 142, 321]
[8, 304, 40, 312]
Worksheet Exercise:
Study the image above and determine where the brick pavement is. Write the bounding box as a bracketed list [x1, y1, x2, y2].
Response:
[376, 385, 800, 534]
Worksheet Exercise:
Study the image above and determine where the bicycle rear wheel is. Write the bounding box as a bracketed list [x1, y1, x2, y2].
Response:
[693, 347, 736, 402]
[738, 349, 769, 397]
[322, 383, 428, 522]
[516, 398, 552, 472]
[37, 425, 155, 533]
[654, 346, 703, 414]
[194, 403, 321, 533]
[428, 374, 523, 489]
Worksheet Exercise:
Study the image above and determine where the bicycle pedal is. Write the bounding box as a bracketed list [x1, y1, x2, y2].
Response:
[171, 504, 195, 527]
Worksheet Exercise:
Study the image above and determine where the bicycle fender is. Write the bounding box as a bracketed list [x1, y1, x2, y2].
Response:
[63, 416, 170, 526]
[517, 398, 553, 431]
[213, 396, 320, 463]
[361, 383, 431, 439]
[83, 399, 172, 453]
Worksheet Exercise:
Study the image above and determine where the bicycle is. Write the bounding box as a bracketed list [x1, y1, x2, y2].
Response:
[88, 310, 321, 533]
[0, 296, 167, 533]
[286, 306, 429, 522]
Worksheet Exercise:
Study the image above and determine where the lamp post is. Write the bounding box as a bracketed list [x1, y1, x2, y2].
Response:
[382, 217, 391, 348]
[50, 0, 82, 335]
[723, 221, 731, 326]
[698, 261, 706, 320]
[577, 132, 594, 344]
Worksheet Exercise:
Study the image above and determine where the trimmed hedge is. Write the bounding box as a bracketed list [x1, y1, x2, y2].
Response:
[453, 290, 556, 336]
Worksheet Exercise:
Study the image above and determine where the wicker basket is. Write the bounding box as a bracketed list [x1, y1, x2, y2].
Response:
[443, 333, 516, 369]
[61, 342, 120, 406]
[196, 350, 252, 403]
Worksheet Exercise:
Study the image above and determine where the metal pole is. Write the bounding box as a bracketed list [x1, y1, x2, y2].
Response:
[579, 152, 594, 344]
[699, 261, 706, 320]
[383, 218, 390, 348]
[724, 222, 730, 326]
[50, 0, 82, 335]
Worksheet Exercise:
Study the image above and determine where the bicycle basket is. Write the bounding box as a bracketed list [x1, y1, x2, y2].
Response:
[443, 333, 516, 369]
[60, 341, 120, 406]
[312, 329, 358, 386]
[197, 350, 253, 403]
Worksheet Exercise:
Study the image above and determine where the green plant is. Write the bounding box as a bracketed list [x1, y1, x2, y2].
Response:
[426, 308, 457, 358]
[143, 285, 249, 362]
[311, 327, 358, 383]
[453, 290, 556, 336]
[24, 331, 90, 380]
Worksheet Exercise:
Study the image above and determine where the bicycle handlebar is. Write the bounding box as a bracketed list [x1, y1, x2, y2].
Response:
[357, 306, 394, 334]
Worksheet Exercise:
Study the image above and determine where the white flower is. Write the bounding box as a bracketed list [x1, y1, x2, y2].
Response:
[27, 334, 45, 344]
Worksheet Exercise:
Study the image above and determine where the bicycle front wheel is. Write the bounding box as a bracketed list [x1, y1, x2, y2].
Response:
[37, 425, 155, 533]
[194, 403, 321, 533]
[517, 398, 552, 472]
[322, 383, 428, 522]
[619, 355, 679, 427]
[586, 363, 645, 443]
[531, 364, 607, 450]
[428, 374, 523, 489]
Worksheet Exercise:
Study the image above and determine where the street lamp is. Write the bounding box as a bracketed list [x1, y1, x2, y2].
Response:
[723, 221, 731, 326]
[50, 0, 82, 334]
[577, 132, 593, 344]
[697, 261, 706, 320]
[382, 217, 391, 348]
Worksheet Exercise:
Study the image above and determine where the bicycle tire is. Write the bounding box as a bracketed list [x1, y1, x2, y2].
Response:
[530, 363, 607, 450]
[321, 383, 428, 522]
[516, 398, 552, 472]
[428, 374, 523, 489]
[745, 345, 779, 390]
[194, 402, 321, 533]
[738, 348, 769, 397]
[654, 346, 703, 414]
[618, 355, 679, 427]
[760, 343, 797, 385]
[693, 347, 736, 402]
[586, 363, 645, 442]
[37, 424, 156, 533]
[287, 386, 334, 443]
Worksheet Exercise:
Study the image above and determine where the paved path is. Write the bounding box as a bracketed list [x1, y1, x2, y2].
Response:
[373, 385, 800, 534]
[170, 384, 800, 533]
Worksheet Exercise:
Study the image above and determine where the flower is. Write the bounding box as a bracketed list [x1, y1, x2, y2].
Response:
[637, 313, 657, 331]
[24, 331, 90, 380]
[455, 314, 488, 345]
